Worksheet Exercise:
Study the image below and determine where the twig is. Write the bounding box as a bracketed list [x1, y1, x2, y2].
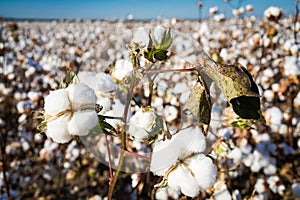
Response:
[105, 135, 114, 185]
[144, 67, 196, 75]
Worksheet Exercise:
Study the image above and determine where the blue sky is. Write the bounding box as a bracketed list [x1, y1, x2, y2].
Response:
[0, 0, 296, 20]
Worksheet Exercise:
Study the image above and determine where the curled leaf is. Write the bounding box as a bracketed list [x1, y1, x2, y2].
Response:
[183, 75, 211, 134]
[197, 51, 264, 121]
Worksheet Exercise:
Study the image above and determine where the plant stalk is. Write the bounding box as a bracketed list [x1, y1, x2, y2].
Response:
[107, 53, 138, 200]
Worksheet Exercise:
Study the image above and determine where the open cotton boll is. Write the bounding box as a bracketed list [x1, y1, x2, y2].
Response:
[188, 154, 217, 191]
[167, 165, 200, 198]
[44, 83, 98, 143]
[132, 27, 149, 47]
[68, 110, 98, 136]
[46, 116, 72, 143]
[175, 127, 206, 156]
[264, 6, 282, 20]
[150, 127, 206, 175]
[112, 59, 133, 81]
[95, 72, 115, 94]
[150, 135, 181, 176]
[150, 136, 183, 176]
[44, 89, 70, 116]
[167, 154, 217, 197]
[128, 109, 157, 141]
[68, 83, 97, 110]
[77, 71, 97, 90]
[128, 123, 148, 142]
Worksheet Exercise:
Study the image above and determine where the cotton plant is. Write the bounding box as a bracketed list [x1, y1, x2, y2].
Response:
[38, 25, 264, 200]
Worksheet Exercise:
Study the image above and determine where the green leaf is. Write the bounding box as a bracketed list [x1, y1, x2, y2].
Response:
[144, 27, 172, 63]
[158, 28, 172, 50]
[144, 47, 155, 63]
[65, 70, 79, 86]
[90, 115, 118, 136]
[183, 75, 211, 134]
[198, 52, 264, 121]
[153, 49, 168, 61]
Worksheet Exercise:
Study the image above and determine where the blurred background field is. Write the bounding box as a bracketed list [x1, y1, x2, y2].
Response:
[1, 0, 300, 199]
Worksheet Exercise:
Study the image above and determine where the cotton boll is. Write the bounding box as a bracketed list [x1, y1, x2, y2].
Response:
[173, 82, 188, 94]
[157, 80, 167, 97]
[167, 165, 200, 198]
[283, 40, 292, 51]
[44, 89, 70, 116]
[214, 182, 232, 200]
[68, 110, 98, 136]
[243, 154, 254, 167]
[255, 178, 266, 194]
[262, 68, 274, 78]
[264, 6, 282, 20]
[240, 143, 252, 154]
[219, 48, 229, 61]
[209, 6, 218, 15]
[178, 127, 206, 155]
[46, 116, 72, 143]
[128, 123, 149, 142]
[263, 90, 274, 102]
[189, 154, 217, 191]
[155, 188, 172, 200]
[213, 13, 225, 22]
[21, 139, 30, 152]
[68, 83, 96, 110]
[284, 56, 300, 76]
[155, 187, 180, 200]
[78, 71, 97, 90]
[163, 105, 178, 122]
[17, 101, 25, 113]
[264, 106, 283, 132]
[151, 138, 181, 175]
[34, 133, 43, 143]
[18, 114, 27, 124]
[132, 27, 149, 47]
[150, 127, 206, 175]
[250, 158, 262, 172]
[95, 72, 115, 94]
[246, 4, 254, 12]
[27, 91, 40, 102]
[271, 83, 280, 92]
[112, 59, 133, 81]
[133, 110, 157, 132]
[228, 147, 242, 163]
[290, 44, 299, 54]
[263, 163, 277, 175]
